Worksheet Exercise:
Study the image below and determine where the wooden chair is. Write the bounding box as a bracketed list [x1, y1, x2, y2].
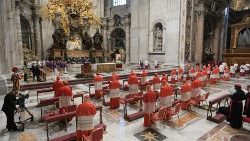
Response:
[82, 127, 104, 141]
[188, 95, 201, 111]
[150, 107, 167, 130]
[166, 103, 181, 124]
[200, 92, 210, 105]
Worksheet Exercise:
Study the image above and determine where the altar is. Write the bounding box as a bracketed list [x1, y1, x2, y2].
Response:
[96, 63, 116, 73]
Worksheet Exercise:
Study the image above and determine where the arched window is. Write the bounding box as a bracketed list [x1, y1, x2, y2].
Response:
[113, 0, 126, 6]
[153, 23, 163, 51]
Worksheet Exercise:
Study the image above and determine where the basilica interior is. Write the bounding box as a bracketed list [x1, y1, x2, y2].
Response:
[0, 0, 250, 141]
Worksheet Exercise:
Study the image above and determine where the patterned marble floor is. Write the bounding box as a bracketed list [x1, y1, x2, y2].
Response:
[0, 72, 250, 141]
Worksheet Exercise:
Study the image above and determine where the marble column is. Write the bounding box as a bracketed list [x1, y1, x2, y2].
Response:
[102, 17, 108, 62]
[213, 22, 221, 61]
[33, 7, 42, 59]
[15, 3, 24, 65]
[125, 14, 131, 64]
[195, 7, 205, 64]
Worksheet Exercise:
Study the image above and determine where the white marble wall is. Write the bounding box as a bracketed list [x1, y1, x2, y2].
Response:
[130, 0, 183, 66]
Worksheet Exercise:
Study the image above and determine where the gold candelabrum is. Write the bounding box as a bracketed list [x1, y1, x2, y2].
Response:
[40, 0, 101, 35]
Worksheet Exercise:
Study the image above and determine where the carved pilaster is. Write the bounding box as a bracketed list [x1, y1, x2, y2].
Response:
[124, 14, 131, 64]
[15, 1, 24, 65]
[32, 6, 42, 59]
[194, 3, 205, 64]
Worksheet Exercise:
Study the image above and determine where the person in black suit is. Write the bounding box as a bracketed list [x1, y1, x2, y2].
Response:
[2, 91, 19, 131]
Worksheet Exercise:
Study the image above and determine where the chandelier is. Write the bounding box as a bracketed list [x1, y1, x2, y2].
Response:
[40, 0, 101, 35]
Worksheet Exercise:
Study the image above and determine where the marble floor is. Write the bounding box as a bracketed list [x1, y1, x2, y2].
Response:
[0, 66, 250, 141]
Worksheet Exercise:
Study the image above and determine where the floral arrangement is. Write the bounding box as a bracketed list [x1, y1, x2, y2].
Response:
[23, 47, 37, 62]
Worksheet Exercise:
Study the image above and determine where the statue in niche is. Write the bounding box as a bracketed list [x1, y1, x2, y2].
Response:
[82, 32, 93, 50]
[113, 14, 122, 27]
[52, 28, 67, 49]
[153, 25, 163, 51]
[92, 29, 103, 49]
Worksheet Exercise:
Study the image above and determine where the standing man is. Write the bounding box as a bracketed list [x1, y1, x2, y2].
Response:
[178, 67, 184, 81]
[161, 73, 167, 84]
[228, 84, 246, 128]
[52, 76, 64, 97]
[11, 67, 22, 93]
[58, 81, 73, 114]
[2, 91, 19, 131]
[143, 85, 156, 127]
[170, 69, 177, 83]
[94, 73, 103, 99]
[76, 95, 96, 140]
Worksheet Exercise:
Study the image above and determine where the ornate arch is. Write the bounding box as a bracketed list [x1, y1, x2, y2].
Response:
[153, 22, 163, 52]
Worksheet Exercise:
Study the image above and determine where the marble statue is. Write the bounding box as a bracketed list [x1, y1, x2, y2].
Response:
[52, 28, 67, 49]
[82, 32, 93, 50]
[113, 14, 122, 27]
[93, 29, 103, 49]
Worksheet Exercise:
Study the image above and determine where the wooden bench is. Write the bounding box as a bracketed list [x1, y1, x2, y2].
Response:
[48, 106, 105, 141]
[38, 93, 84, 118]
[207, 94, 229, 123]
[88, 81, 109, 98]
[37, 88, 54, 101]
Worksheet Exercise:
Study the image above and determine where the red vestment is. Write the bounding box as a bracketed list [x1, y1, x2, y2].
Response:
[170, 70, 177, 83]
[141, 70, 147, 84]
[76, 101, 96, 140]
[191, 79, 202, 97]
[159, 85, 174, 108]
[58, 85, 73, 114]
[128, 75, 139, 94]
[152, 76, 161, 90]
[180, 83, 192, 109]
[143, 90, 156, 127]
[178, 68, 184, 80]
[94, 75, 103, 99]
[52, 80, 64, 97]
[161, 74, 167, 83]
[109, 80, 120, 109]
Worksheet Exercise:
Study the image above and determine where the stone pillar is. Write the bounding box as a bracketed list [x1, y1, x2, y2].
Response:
[124, 14, 131, 64]
[102, 17, 108, 62]
[195, 5, 205, 64]
[213, 22, 221, 61]
[33, 7, 42, 59]
[15, 2, 24, 65]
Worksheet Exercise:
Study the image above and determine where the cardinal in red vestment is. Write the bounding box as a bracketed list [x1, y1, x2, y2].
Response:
[191, 79, 202, 98]
[52, 76, 64, 97]
[143, 85, 156, 127]
[170, 69, 177, 84]
[94, 73, 103, 99]
[76, 95, 96, 140]
[58, 81, 73, 114]
[128, 73, 139, 94]
[210, 67, 220, 84]
[109, 80, 120, 109]
[180, 82, 192, 109]
[161, 73, 167, 84]
[159, 80, 174, 108]
[141, 70, 147, 85]
[189, 67, 195, 80]
[152, 73, 161, 91]
[178, 67, 184, 81]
